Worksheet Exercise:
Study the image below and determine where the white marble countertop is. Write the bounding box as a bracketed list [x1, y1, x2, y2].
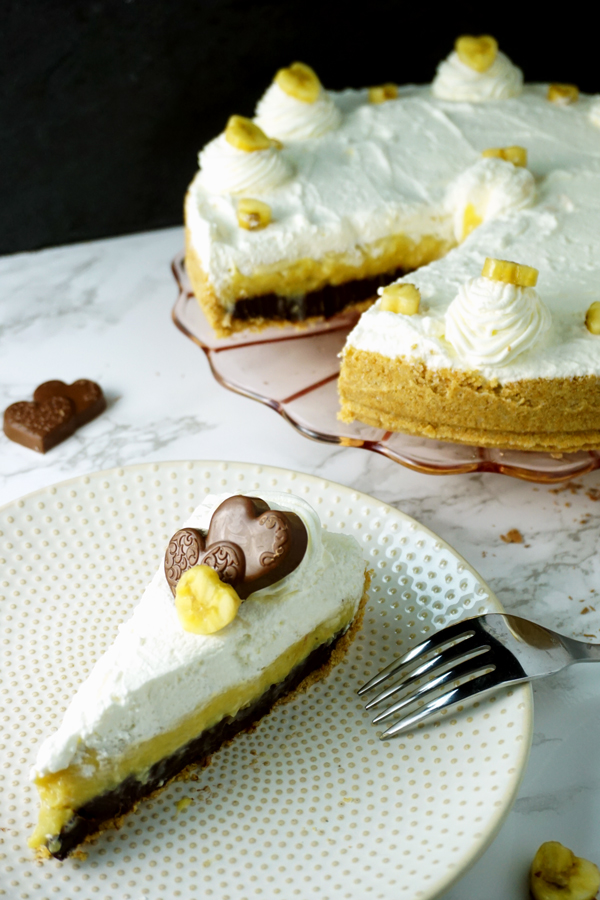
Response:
[1, 227, 600, 898]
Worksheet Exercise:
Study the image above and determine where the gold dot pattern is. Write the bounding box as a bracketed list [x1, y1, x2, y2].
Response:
[0, 461, 532, 899]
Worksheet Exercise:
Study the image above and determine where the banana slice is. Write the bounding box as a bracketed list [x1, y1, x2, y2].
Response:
[481, 257, 539, 288]
[369, 83, 398, 104]
[379, 283, 421, 315]
[530, 841, 600, 900]
[455, 35, 498, 73]
[225, 116, 272, 152]
[175, 565, 242, 635]
[586, 302, 600, 334]
[237, 198, 272, 231]
[482, 146, 528, 167]
[275, 62, 321, 103]
[548, 83, 579, 105]
[462, 203, 483, 240]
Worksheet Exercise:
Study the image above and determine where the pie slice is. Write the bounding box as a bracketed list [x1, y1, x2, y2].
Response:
[29, 491, 369, 859]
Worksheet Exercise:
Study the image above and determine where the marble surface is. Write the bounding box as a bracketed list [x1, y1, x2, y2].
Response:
[2, 227, 600, 898]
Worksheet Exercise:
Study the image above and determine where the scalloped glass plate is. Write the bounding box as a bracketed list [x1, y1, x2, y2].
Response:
[172, 253, 600, 483]
[1, 460, 531, 899]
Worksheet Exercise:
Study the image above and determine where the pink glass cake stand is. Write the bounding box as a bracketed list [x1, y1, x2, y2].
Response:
[171, 253, 600, 483]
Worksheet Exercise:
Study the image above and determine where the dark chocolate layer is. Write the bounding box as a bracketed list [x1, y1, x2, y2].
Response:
[233, 267, 405, 322]
[48, 629, 346, 859]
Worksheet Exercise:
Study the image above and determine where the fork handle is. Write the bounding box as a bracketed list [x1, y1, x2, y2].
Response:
[564, 635, 600, 662]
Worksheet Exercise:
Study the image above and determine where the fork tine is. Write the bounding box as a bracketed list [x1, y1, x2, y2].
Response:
[364, 633, 489, 710]
[357, 619, 478, 696]
[371, 654, 493, 724]
[379, 668, 505, 739]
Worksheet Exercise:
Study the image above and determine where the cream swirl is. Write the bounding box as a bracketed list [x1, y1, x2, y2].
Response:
[445, 158, 536, 242]
[432, 50, 523, 101]
[589, 100, 600, 128]
[445, 275, 551, 367]
[255, 81, 342, 141]
[198, 133, 293, 195]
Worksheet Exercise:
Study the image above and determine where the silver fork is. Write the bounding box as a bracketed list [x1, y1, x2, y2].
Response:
[358, 613, 600, 739]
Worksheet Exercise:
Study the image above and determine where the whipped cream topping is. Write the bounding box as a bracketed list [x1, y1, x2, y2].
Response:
[32, 492, 365, 777]
[255, 81, 342, 141]
[189, 82, 600, 383]
[344, 163, 600, 384]
[445, 275, 551, 366]
[445, 157, 536, 242]
[432, 50, 523, 102]
[198, 133, 293, 195]
[188, 85, 600, 300]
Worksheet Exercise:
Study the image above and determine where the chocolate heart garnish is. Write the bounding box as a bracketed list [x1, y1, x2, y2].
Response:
[165, 528, 248, 596]
[33, 380, 106, 427]
[3, 396, 76, 453]
[4, 379, 106, 453]
[201, 541, 245, 587]
[206, 496, 308, 598]
[164, 496, 308, 600]
[165, 527, 206, 594]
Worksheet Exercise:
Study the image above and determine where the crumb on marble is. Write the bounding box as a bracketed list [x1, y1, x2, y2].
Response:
[500, 529, 524, 544]
[549, 482, 583, 496]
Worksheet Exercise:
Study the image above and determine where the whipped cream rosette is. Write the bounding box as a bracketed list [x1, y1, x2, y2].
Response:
[198, 118, 293, 195]
[445, 273, 551, 367]
[589, 100, 600, 128]
[433, 40, 523, 102]
[255, 63, 342, 141]
[445, 157, 536, 242]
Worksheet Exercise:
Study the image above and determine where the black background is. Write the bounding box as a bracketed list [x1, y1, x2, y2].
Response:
[0, 1, 595, 255]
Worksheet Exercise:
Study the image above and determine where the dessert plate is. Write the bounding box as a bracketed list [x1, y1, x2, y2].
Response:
[172, 253, 600, 484]
[0, 460, 531, 900]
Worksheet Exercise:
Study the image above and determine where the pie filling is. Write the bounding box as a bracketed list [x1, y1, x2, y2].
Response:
[184, 223, 453, 335]
[30, 602, 356, 858]
[222, 231, 453, 306]
[231, 266, 405, 322]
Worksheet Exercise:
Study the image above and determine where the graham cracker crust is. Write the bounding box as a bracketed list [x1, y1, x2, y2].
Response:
[339, 346, 600, 453]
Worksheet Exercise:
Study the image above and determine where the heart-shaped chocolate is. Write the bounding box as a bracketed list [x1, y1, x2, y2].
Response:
[207, 496, 308, 597]
[165, 527, 205, 590]
[4, 379, 106, 453]
[202, 541, 246, 587]
[164, 528, 246, 596]
[33, 380, 106, 427]
[164, 496, 308, 599]
[3, 396, 77, 453]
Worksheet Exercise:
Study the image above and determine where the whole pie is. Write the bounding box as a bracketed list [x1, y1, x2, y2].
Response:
[185, 39, 600, 452]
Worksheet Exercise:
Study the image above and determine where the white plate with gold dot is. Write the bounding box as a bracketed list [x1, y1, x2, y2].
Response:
[0, 461, 532, 900]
